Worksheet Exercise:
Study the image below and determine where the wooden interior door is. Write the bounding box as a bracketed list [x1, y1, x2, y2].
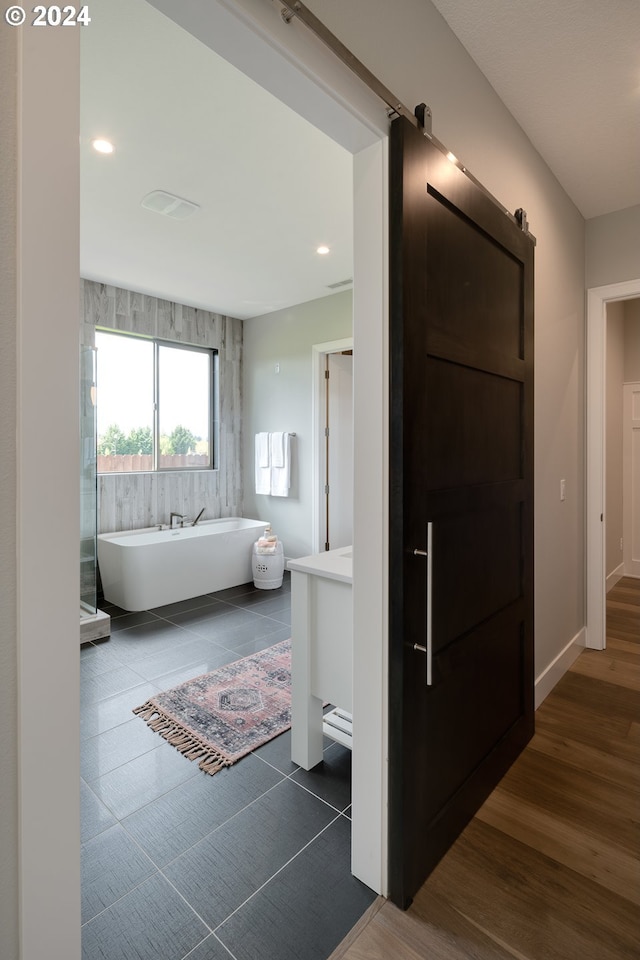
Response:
[389, 115, 535, 907]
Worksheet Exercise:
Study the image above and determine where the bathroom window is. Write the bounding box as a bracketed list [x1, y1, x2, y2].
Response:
[95, 329, 217, 473]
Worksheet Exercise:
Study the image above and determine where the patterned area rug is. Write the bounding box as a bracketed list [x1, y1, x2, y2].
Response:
[133, 640, 291, 775]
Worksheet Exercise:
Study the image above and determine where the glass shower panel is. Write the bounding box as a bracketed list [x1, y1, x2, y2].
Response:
[80, 345, 97, 618]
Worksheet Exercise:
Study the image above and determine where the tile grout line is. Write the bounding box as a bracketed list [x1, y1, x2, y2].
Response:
[251, 752, 300, 778]
[81, 863, 217, 945]
[83, 611, 247, 688]
[99, 579, 287, 621]
[157, 868, 217, 938]
[180, 932, 241, 960]
[114, 622, 287, 691]
[81, 623, 283, 707]
[104, 594, 286, 643]
[80, 827, 161, 928]
[82, 732, 347, 849]
[103, 768, 349, 920]
[251, 747, 351, 817]
[212, 812, 345, 935]
[144, 793, 343, 950]
[147, 612, 287, 651]
[83, 794, 241, 943]
[282, 766, 352, 816]
[115, 765, 289, 871]
[82, 753, 201, 824]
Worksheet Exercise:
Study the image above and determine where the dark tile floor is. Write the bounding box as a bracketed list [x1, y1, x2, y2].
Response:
[80, 573, 375, 960]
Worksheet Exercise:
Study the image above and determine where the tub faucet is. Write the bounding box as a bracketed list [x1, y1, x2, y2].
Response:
[170, 512, 184, 529]
[192, 508, 205, 526]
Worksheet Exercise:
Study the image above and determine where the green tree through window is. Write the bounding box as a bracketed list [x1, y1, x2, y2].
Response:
[97, 424, 126, 456]
[127, 426, 153, 455]
[166, 425, 197, 455]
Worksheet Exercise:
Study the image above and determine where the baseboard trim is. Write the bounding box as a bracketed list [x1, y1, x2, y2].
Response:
[535, 627, 586, 710]
[606, 562, 624, 593]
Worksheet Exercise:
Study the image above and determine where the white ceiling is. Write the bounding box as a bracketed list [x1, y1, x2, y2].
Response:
[430, 0, 640, 220]
[80, 0, 354, 319]
[81, 0, 640, 318]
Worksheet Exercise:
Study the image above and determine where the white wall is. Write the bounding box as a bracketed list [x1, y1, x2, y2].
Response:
[606, 302, 625, 580]
[0, 24, 19, 960]
[243, 291, 353, 558]
[607, 300, 640, 584]
[586, 204, 640, 288]
[624, 299, 640, 382]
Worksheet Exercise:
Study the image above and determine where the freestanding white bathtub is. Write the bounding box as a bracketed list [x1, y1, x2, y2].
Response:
[97, 517, 269, 611]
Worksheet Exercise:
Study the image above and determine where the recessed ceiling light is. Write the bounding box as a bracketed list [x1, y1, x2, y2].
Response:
[446, 151, 458, 164]
[91, 138, 114, 155]
[316, 245, 330, 255]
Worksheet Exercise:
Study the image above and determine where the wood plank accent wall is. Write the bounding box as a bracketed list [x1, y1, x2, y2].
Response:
[81, 279, 243, 533]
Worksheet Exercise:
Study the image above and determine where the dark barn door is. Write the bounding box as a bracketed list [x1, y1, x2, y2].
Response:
[389, 115, 535, 907]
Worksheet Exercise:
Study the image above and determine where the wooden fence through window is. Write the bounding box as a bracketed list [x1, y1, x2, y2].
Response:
[97, 454, 209, 472]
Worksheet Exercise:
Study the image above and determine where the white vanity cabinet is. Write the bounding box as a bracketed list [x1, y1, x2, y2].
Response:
[287, 547, 353, 769]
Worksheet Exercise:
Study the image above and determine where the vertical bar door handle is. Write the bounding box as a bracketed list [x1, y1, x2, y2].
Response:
[412, 522, 433, 685]
[426, 521, 433, 686]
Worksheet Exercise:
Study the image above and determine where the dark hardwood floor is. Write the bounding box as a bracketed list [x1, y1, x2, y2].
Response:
[330, 577, 640, 960]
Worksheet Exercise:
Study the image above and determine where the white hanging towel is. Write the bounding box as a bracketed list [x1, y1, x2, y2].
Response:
[256, 431, 270, 467]
[270, 430, 285, 467]
[255, 433, 271, 494]
[270, 432, 290, 497]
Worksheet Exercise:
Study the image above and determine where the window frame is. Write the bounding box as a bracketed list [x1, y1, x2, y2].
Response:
[95, 327, 218, 475]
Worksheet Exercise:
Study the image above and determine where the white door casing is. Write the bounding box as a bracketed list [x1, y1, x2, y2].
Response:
[312, 338, 354, 555]
[623, 381, 640, 578]
[586, 282, 640, 649]
[327, 351, 354, 550]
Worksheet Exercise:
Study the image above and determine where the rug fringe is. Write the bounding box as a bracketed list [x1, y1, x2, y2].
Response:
[133, 700, 232, 775]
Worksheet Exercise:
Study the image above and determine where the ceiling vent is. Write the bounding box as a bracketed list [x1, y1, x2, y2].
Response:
[141, 190, 200, 220]
[326, 278, 353, 290]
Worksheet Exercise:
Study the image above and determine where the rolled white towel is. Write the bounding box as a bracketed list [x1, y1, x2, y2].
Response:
[257, 535, 278, 550]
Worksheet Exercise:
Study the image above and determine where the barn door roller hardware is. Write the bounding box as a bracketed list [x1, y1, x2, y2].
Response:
[276, 0, 534, 239]
[278, 0, 422, 129]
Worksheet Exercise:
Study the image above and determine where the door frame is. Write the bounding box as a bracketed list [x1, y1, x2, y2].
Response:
[17, 4, 390, 954]
[311, 337, 354, 554]
[623, 381, 640, 578]
[586, 279, 640, 649]
[15, 26, 81, 959]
